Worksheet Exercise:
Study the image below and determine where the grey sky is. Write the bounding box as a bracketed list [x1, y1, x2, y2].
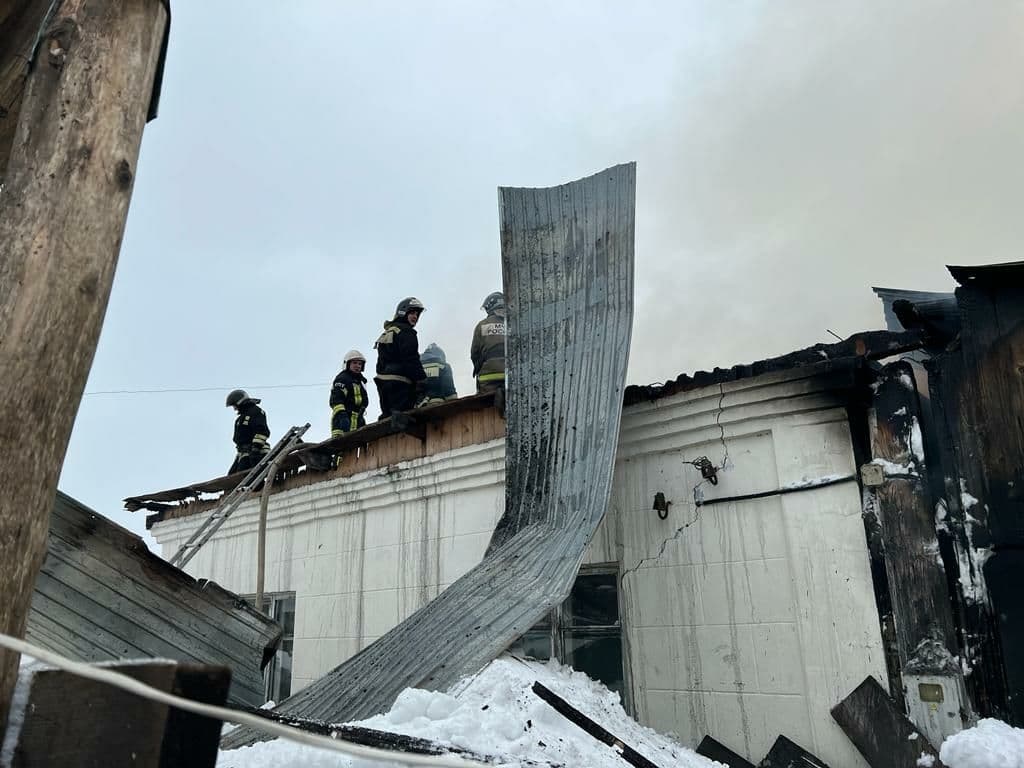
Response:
[58, 1, 1024, 545]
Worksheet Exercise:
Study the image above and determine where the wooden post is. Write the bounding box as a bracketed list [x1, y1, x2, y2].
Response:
[0, 0, 168, 734]
[866, 361, 968, 745]
[255, 450, 289, 609]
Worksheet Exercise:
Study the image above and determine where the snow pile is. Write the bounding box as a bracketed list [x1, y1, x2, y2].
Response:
[218, 656, 720, 767]
[940, 719, 1024, 768]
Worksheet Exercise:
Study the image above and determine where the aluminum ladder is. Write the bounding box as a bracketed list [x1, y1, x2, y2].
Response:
[168, 423, 310, 568]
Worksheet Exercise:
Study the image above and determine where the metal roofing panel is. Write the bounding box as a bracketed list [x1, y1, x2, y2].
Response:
[221, 162, 635, 746]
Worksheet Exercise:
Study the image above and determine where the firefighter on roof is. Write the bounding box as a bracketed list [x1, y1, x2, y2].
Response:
[331, 350, 369, 436]
[225, 389, 270, 474]
[472, 291, 506, 397]
[418, 343, 457, 405]
[374, 297, 427, 418]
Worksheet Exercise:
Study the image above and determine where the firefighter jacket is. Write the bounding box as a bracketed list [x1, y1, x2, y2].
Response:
[375, 319, 426, 384]
[471, 310, 506, 380]
[330, 368, 369, 433]
[233, 401, 270, 454]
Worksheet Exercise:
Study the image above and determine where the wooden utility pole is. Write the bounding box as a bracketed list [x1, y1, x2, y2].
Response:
[0, 0, 168, 734]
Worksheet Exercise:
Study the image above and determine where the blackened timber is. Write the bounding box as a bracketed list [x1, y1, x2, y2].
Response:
[532, 682, 662, 768]
[759, 736, 832, 768]
[159, 664, 232, 768]
[221, 163, 635, 748]
[868, 362, 962, 673]
[922, 261, 1024, 723]
[8, 661, 178, 768]
[624, 329, 924, 406]
[228, 706, 554, 766]
[696, 736, 755, 768]
[831, 676, 945, 768]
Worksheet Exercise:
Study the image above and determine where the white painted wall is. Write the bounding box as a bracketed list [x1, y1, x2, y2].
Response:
[151, 366, 886, 766]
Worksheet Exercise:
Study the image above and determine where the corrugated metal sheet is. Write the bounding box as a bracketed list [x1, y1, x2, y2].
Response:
[222, 162, 635, 747]
[27, 492, 282, 707]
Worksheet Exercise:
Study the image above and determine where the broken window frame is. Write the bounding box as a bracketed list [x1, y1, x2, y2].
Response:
[242, 591, 296, 704]
[508, 564, 627, 708]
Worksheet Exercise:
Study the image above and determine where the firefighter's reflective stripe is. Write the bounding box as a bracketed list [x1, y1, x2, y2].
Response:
[251, 434, 269, 446]
[477, 372, 505, 382]
[423, 363, 443, 378]
[376, 373, 413, 384]
[375, 326, 401, 347]
[331, 412, 361, 437]
[353, 384, 363, 407]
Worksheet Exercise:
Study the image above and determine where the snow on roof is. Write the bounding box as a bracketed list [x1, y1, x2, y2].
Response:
[217, 656, 721, 768]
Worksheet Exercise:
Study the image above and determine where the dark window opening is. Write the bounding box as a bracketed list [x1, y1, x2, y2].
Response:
[508, 568, 624, 699]
[244, 592, 296, 704]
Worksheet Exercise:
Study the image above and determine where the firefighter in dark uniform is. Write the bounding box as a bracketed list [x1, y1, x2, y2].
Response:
[472, 292, 506, 397]
[330, 350, 369, 436]
[418, 343, 458, 405]
[225, 389, 270, 474]
[374, 297, 427, 418]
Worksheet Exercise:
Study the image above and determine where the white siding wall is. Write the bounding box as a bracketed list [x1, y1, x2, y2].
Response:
[152, 367, 885, 765]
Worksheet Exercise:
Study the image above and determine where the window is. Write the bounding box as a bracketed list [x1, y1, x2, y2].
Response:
[244, 592, 295, 704]
[508, 567, 624, 698]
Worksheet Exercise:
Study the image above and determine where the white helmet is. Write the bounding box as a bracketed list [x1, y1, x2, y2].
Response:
[343, 349, 367, 365]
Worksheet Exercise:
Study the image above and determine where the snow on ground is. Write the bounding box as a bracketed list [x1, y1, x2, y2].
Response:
[218, 656, 721, 768]
[939, 719, 1024, 768]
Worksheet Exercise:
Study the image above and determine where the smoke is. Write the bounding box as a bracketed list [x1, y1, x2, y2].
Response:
[626, 1, 1024, 383]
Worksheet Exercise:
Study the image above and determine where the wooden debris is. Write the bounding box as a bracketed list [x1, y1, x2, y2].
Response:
[531, 682, 662, 768]
[759, 735, 831, 768]
[159, 663, 233, 768]
[831, 676, 944, 768]
[6, 663, 218, 768]
[696, 735, 755, 768]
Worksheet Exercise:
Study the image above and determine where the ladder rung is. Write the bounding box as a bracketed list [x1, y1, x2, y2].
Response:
[169, 423, 310, 569]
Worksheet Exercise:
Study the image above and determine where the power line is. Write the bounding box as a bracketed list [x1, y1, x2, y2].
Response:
[83, 382, 328, 396]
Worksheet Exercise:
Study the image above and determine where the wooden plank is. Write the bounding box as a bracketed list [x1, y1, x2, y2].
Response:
[696, 735, 755, 768]
[531, 682, 662, 768]
[759, 735, 832, 768]
[159, 663, 231, 768]
[9, 661, 177, 767]
[831, 676, 945, 768]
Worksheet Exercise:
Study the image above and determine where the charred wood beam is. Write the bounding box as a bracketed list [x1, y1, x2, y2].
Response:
[531, 682, 662, 768]
[8, 660, 228, 768]
[696, 736, 755, 768]
[624, 329, 925, 406]
[831, 676, 945, 768]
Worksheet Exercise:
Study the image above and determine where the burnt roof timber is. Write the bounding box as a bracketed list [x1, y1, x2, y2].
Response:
[622, 328, 924, 406]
